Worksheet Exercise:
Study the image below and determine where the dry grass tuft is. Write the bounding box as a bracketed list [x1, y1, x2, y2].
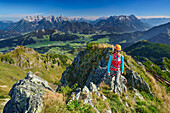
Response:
[43, 89, 64, 104]
[99, 81, 108, 88]
[97, 43, 114, 49]
[104, 101, 111, 110]
[145, 72, 170, 112]
[90, 43, 114, 50]
[41, 89, 66, 113]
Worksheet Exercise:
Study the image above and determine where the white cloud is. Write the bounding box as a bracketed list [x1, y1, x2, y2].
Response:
[137, 16, 170, 19]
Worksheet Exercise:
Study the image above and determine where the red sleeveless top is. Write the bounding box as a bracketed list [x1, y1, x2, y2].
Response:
[110, 53, 122, 71]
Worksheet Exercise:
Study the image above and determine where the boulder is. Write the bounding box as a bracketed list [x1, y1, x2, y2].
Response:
[3, 72, 55, 113]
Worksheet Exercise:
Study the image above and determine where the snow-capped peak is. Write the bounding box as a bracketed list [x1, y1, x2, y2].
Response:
[23, 15, 70, 23]
[24, 15, 45, 22]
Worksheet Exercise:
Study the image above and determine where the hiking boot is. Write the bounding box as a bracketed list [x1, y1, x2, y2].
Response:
[114, 92, 118, 94]
[113, 90, 117, 94]
[109, 89, 113, 92]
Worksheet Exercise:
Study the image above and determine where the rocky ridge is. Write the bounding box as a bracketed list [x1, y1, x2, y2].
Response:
[4, 15, 147, 33]
[95, 14, 148, 32]
[58, 44, 153, 112]
[2, 44, 168, 113]
[24, 15, 70, 23]
[59, 46, 152, 95]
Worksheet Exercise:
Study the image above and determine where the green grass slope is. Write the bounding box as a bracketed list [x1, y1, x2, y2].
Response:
[0, 46, 73, 111]
[124, 40, 170, 92]
[0, 61, 26, 111]
[124, 40, 170, 63]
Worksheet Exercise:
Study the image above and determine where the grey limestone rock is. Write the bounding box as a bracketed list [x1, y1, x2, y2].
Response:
[101, 94, 107, 101]
[106, 110, 112, 113]
[3, 72, 55, 113]
[104, 74, 127, 95]
[133, 88, 144, 101]
[68, 85, 102, 113]
[86, 66, 107, 88]
[82, 86, 91, 98]
[126, 69, 153, 95]
[90, 82, 98, 92]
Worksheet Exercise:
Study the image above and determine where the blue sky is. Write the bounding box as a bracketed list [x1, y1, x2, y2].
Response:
[0, 0, 170, 21]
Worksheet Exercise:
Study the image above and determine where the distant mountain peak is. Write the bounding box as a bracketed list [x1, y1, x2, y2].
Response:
[69, 17, 90, 22]
[24, 15, 45, 22]
[59, 15, 65, 18]
[129, 14, 136, 18]
[4, 14, 147, 33]
[108, 15, 138, 21]
[94, 14, 146, 32]
[58, 15, 70, 21]
[23, 15, 70, 23]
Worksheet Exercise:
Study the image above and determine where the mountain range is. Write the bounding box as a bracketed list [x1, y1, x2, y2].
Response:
[3, 15, 96, 34]
[1, 15, 170, 35]
[0, 19, 170, 55]
[140, 18, 170, 27]
[91, 22, 170, 48]
[0, 21, 13, 30]
[148, 33, 170, 45]
[3, 15, 148, 33]
[95, 15, 148, 33]
[0, 30, 20, 39]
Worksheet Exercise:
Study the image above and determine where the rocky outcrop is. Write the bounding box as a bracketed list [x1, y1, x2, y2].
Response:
[3, 72, 55, 113]
[126, 68, 153, 95]
[68, 82, 109, 113]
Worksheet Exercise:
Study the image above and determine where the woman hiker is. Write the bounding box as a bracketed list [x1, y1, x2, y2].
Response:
[107, 44, 125, 93]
